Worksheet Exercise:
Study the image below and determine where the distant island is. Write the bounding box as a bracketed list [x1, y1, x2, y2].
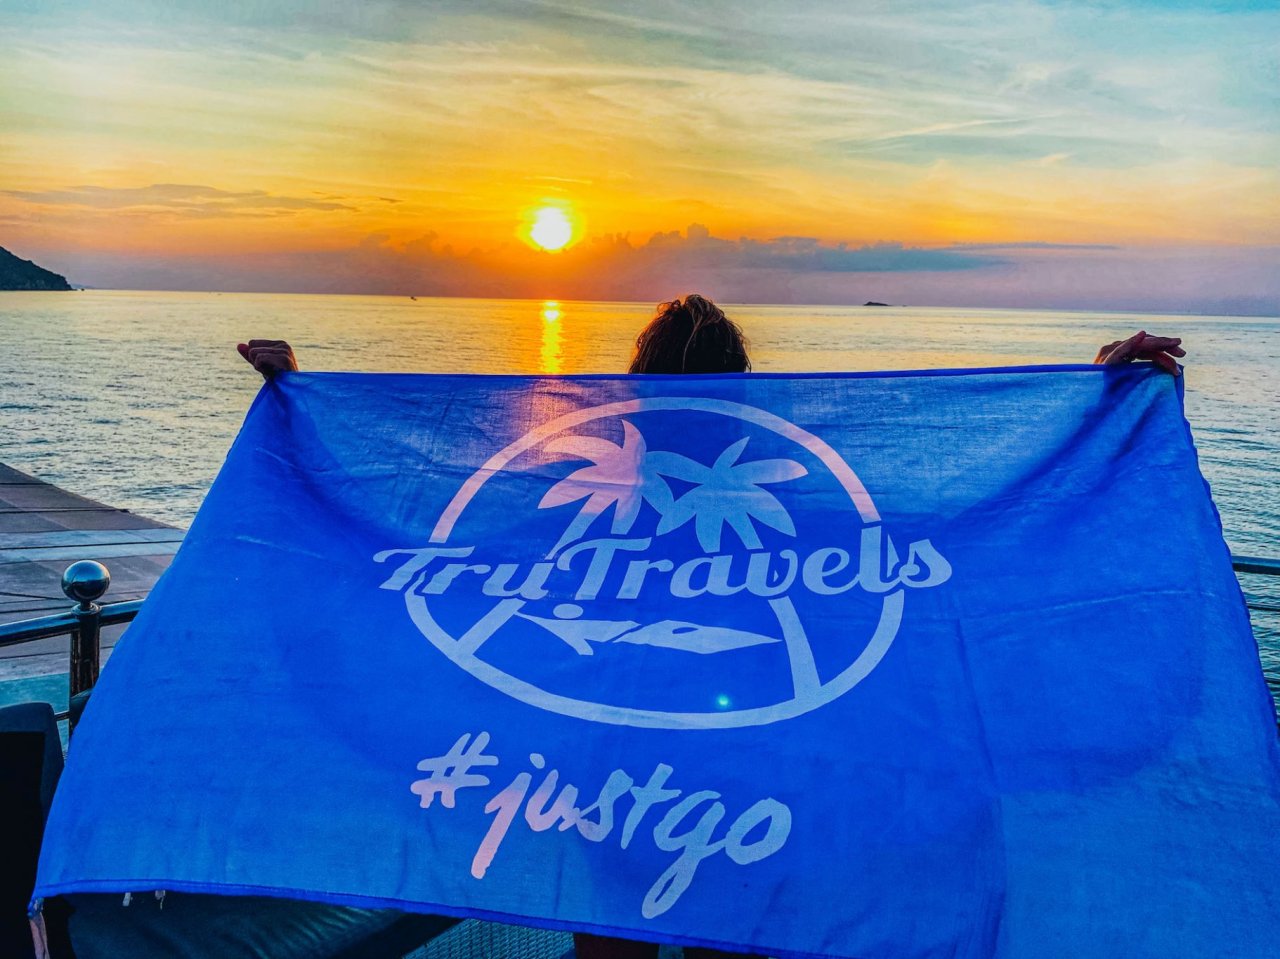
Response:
[863, 301, 891, 307]
[0, 247, 73, 290]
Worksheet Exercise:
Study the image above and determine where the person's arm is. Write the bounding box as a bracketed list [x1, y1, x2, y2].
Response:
[1094, 331, 1185, 376]
[237, 339, 298, 378]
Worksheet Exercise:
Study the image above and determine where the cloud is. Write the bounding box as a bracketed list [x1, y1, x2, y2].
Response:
[948, 241, 1119, 251]
[606, 226, 1008, 273]
[40, 223, 1263, 314]
[281, 225, 1018, 298]
[33, 220, 1280, 316]
[3, 183, 354, 215]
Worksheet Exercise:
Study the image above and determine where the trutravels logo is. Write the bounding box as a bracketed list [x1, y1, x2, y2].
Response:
[376, 397, 951, 728]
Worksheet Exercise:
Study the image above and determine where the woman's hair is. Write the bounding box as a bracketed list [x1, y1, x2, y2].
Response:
[628, 294, 751, 374]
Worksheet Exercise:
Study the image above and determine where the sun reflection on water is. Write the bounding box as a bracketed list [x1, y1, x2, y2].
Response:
[540, 300, 563, 374]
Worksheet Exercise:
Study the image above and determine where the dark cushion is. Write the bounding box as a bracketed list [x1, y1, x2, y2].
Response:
[0, 703, 65, 959]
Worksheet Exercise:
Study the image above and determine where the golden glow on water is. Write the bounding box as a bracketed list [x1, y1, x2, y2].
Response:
[539, 299, 563, 374]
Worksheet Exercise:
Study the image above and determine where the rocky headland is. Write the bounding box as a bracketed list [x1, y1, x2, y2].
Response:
[0, 247, 73, 290]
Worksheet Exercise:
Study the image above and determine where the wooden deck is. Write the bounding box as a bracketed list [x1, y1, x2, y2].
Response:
[0, 462, 183, 677]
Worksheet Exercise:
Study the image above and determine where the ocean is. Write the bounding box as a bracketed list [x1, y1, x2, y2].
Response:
[2, 290, 1277, 701]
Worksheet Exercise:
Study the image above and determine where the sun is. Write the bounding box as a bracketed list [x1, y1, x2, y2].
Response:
[528, 206, 574, 251]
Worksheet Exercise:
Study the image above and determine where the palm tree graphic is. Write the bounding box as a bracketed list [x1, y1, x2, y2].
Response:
[649, 437, 806, 552]
[538, 420, 676, 556]
[540, 424, 806, 555]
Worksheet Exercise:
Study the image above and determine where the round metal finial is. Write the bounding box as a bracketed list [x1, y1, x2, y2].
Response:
[62, 560, 111, 605]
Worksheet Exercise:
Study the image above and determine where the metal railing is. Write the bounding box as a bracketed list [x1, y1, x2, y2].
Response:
[0, 561, 141, 728]
[1234, 556, 1280, 577]
[1235, 555, 1280, 615]
[1, 555, 1278, 731]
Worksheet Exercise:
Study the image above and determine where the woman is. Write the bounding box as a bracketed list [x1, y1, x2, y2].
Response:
[238, 296, 1184, 959]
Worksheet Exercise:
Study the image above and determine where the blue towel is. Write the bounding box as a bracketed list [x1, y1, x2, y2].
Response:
[36, 365, 1280, 958]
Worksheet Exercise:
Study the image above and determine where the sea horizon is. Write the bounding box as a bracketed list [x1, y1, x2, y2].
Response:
[26, 286, 1280, 321]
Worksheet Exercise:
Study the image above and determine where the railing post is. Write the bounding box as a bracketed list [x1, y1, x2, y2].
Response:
[62, 561, 111, 710]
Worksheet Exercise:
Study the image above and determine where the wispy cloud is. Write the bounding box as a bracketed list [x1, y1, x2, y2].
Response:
[3, 183, 354, 215]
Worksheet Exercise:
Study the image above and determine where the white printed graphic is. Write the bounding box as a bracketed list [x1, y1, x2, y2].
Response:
[410, 732, 792, 919]
[377, 397, 951, 728]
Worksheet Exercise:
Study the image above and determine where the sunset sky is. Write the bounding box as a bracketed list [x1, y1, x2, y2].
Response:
[1, 1, 1277, 312]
